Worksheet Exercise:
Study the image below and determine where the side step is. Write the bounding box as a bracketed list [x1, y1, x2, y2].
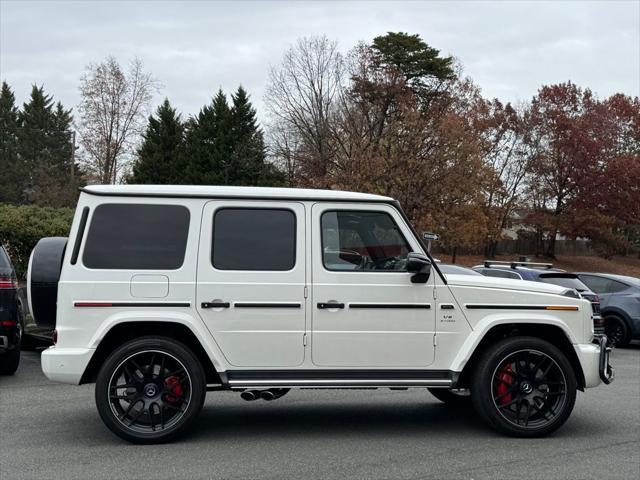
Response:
[225, 369, 456, 389]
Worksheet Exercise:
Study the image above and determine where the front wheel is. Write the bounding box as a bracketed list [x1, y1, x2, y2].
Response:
[471, 336, 577, 437]
[95, 336, 206, 444]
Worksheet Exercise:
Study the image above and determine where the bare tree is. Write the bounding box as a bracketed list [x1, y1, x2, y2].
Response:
[77, 56, 158, 184]
[264, 36, 345, 186]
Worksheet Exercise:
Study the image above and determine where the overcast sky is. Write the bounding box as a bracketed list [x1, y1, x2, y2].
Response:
[1, 0, 639, 123]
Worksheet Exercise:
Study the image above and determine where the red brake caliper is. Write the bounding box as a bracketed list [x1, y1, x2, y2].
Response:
[164, 376, 184, 405]
[496, 363, 513, 404]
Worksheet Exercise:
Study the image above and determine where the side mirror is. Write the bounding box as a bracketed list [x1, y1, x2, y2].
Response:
[406, 252, 431, 284]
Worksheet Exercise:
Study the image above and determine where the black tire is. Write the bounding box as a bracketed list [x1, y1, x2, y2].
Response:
[428, 388, 471, 407]
[0, 346, 20, 375]
[95, 336, 206, 444]
[28, 237, 67, 330]
[471, 336, 577, 437]
[604, 315, 631, 348]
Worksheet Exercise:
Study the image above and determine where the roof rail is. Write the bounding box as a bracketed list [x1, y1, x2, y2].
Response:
[483, 260, 554, 269]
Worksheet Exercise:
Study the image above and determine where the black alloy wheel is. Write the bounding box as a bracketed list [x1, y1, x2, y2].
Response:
[604, 316, 631, 347]
[490, 350, 567, 429]
[95, 337, 205, 443]
[471, 337, 577, 437]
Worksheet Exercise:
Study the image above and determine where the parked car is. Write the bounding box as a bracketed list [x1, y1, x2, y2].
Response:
[575, 273, 640, 347]
[0, 245, 21, 375]
[473, 261, 605, 335]
[29, 185, 613, 443]
[437, 263, 484, 276]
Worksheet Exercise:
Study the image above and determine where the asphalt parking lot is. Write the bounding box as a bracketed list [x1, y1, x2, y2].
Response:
[1, 345, 639, 480]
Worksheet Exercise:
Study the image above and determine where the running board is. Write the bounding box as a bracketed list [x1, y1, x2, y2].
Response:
[225, 369, 457, 389]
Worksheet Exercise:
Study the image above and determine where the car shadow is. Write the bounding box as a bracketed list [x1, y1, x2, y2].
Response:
[187, 400, 493, 441]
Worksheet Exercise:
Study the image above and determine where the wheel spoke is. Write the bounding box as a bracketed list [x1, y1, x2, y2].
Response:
[120, 398, 141, 421]
[532, 355, 547, 376]
[494, 390, 514, 403]
[126, 404, 146, 426]
[156, 355, 166, 380]
[497, 398, 519, 410]
[147, 353, 156, 376]
[149, 403, 157, 431]
[130, 359, 144, 378]
[544, 391, 566, 397]
[159, 404, 165, 429]
[110, 394, 134, 400]
[164, 403, 185, 413]
[523, 401, 532, 427]
[110, 383, 137, 390]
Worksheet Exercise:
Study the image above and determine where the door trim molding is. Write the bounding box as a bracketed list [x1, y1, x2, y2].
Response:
[348, 303, 431, 309]
[234, 302, 302, 308]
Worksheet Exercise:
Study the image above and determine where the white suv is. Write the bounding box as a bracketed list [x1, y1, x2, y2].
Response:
[28, 185, 613, 443]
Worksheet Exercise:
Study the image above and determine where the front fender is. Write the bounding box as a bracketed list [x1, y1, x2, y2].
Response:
[449, 314, 578, 373]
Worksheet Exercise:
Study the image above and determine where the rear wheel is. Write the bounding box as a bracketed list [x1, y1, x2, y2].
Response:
[428, 388, 471, 407]
[95, 336, 206, 444]
[471, 336, 577, 437]
[604, 315, 631, 347]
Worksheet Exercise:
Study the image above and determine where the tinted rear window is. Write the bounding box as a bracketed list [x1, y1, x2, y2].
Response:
[83, 204, 190, 270]
[212, 208, 296, 271]
[539, 275, 589, 291]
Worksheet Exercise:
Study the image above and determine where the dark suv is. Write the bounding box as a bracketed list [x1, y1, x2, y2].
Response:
[575, 273, 640, 347]
[0, 245, 21, 375]
[473, 261, 605, 335]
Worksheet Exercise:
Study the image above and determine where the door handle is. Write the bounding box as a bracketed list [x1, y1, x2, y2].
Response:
[317, 302, 345, 309]
[201, 301, 230, 309]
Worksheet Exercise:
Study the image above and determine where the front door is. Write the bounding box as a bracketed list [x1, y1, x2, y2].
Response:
[311, 203, 436, 367]
[196, 201, 306, 367]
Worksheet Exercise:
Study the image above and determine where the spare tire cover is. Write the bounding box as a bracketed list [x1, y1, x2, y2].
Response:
[28, 237, 67, 329]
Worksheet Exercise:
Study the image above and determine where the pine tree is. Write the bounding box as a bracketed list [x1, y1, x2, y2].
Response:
[0, 81, 22, 203]
[17, 85, 55, 201]
[183, 87, 284, 186]
[229, 86, 278, 185]
[184, 89, 233, 185]
[128, 99, 188, 184]
[17, 85, 79, 206]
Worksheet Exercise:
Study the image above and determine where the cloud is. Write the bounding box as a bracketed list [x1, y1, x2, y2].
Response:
[1, 0, 638, 122]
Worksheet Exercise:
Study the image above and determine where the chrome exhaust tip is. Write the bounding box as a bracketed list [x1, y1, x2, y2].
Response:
[240, 390, 260, 401]
[260, 390, 276, 401]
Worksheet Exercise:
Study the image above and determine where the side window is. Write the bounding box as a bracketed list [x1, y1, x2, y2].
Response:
[212, 208, 295, 271]
[607, 280, 629, 293]
[321, 210, 411, 272]
[483, 269, 521, 280]
[578, 275, 610, 294]
[83, 204, 190, 270]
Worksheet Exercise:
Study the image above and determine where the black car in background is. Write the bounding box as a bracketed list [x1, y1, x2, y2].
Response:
[473, 261, 605, 335]
[576, 272, 640, 347]
[0, 245, 21, 375]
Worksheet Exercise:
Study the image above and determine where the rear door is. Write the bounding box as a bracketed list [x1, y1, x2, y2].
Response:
[196, 201, 306, 367]
[311, 203, 436, 367]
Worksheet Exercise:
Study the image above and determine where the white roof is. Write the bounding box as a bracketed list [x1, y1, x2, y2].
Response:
[83, 184, 394, 202]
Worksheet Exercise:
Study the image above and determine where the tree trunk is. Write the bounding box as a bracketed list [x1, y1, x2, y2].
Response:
[545, 231, 557, 259]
